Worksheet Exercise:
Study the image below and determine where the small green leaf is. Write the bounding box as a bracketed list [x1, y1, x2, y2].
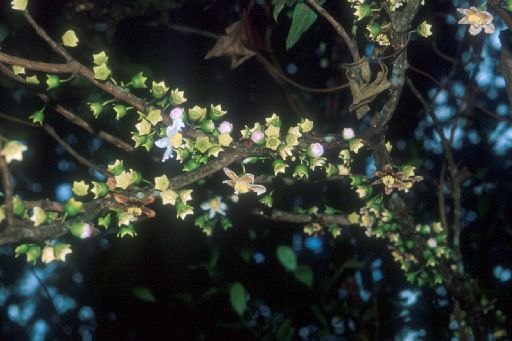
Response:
[276, 319, 295, 341]
[273, 0, 286, 21]
[286, 1, 324, 49]
[131, 286, 156, 303]
[98, 213, 111, 229]
[293, 265, 313, 287]
[276, 245, 297, 271]
[29, 109, 44, 125]
[229, 282, 247, 316]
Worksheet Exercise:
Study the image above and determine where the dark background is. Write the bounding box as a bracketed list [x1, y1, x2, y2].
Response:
[0, 0, 511, 339]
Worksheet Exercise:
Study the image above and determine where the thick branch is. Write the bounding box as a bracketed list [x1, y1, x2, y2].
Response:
[0, 139, 15, 227]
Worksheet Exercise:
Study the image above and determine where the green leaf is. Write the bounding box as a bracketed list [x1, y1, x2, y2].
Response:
[276, 245, 297, 271]
[273, 0, 286, 21]
[276, 319, 295, 341]
[340, 259, 365, 272]
[98, 213, 111, 229]
[286, 1, 324, 49]
[293, 265, 313, 287]
[229, 282, 247, 316]
[131, 286, 156, 303]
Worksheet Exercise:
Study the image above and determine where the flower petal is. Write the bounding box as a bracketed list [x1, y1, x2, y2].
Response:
[223, 167, 239, 181]
[240, 173, 255, 185]
[155, 137, 168, 148]
[162, 147, 173, 162]
[248, 184, 266, 195]
[200, 202, 210, 210]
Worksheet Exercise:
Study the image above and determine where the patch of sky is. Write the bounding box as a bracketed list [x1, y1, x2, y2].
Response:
[360, 288, 371, 302]
[319, 58, 329, 68]
[451, 81, 465, 97]
[433, 89, 448, 104]
[29, 183, 42, 193]
[435, 286, 447, 297]
[495, 75, 506, 88]
[53, 294, 76, 314]
[55, 183, 72, 202]
[424, 131, 444, 154]
[396, 328, 426, 341]
[434, 105, 454, 122]
[467, 130, 481, 144]
[455, 26, 466, 41]
[31, 319, 48, 341]
[0, 286, 9, 306]
[446, 14, 456, 24]
[489, 121, 512, 155]
[79, 326, 93, 341]
[90, 137, 102, 152]
[396, 139, 407, 150]
[487, 88, 498, 100]
[493, 265, 512, 282]
[64, 134, 77, 145]
[252, 252, 265, 264]
[259, 304, 271, 318]
[57, 160, 76, 172]
[78, 305, 95, 321]
[73, 272, 84, 284]
[305, 236, 323, 254]
[365, 44, 374, 57]
[366, 156, 376, 178]
[286, 63, 297, 75]
[445, 123, 464, 149]
[496, 104, 509, 116]
[19, 270, 44, 297]
[399, 289, 421, 307]
[464, 210, 477, 222]
[292, 233, 303, 252]
[490, 30, 502, 50]
[355, 271, 363, 287]
[371, 258, 383, 282]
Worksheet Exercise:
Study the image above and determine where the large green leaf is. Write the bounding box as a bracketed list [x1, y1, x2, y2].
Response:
[293, 265, 314, 287]
[286, 1, 324, 49]
[229, 282, 247, 316]
[276, 245, 297, 271]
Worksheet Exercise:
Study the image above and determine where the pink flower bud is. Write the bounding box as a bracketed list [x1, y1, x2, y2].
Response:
[81, 223, 94, 239]
[170, 107, 184, 120]
[219, 121, 233, 134]
[251, 130, 265, 144]
[309, 143, 324, 157]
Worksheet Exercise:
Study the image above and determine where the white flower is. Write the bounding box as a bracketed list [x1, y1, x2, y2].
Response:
[155, 118, 184, 162]
[200, 196, 228, 218]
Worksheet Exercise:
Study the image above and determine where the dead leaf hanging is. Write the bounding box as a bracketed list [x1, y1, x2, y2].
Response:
[205, 20, 257, 69]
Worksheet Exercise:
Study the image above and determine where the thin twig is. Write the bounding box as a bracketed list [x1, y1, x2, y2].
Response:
[29, 266, 74, 341]
[304, 0, 361, 63]
[23, 11, 73, 62]
[42, 125, 111, 178]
